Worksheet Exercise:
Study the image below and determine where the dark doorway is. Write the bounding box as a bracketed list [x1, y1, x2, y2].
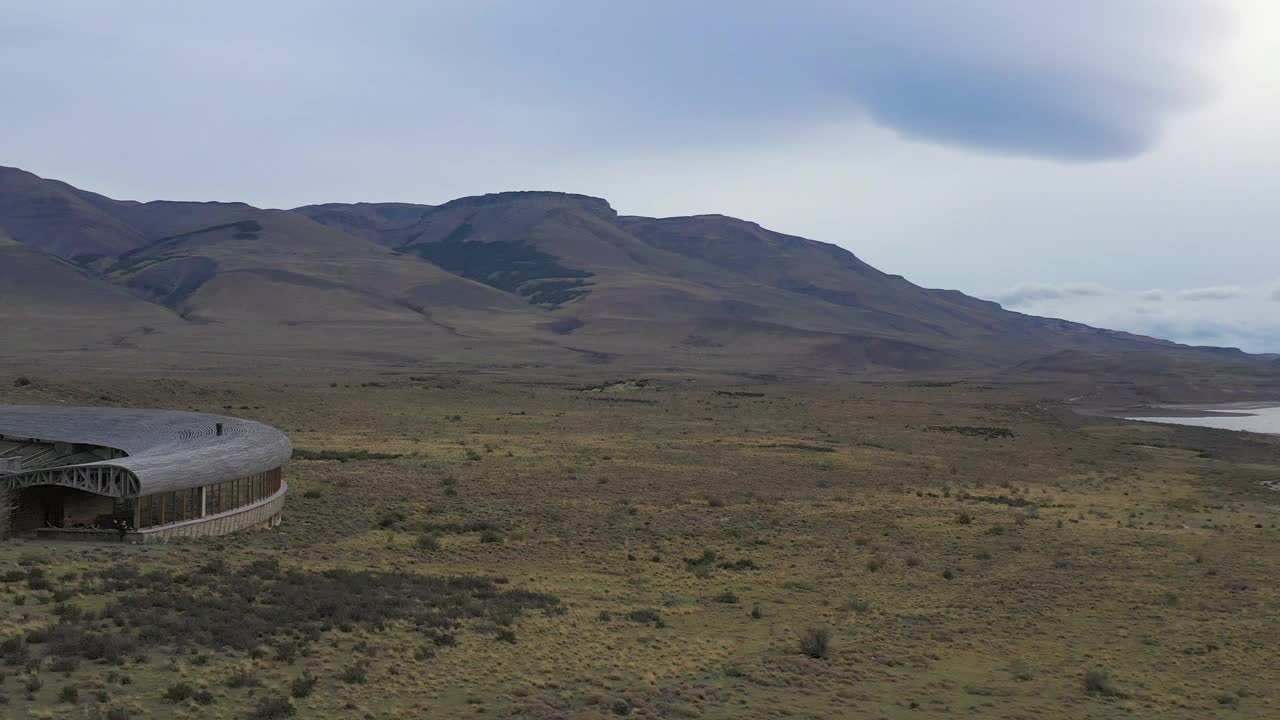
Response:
[11, 486, 117, 535]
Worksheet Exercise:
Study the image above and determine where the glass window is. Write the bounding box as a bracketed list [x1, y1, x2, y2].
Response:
[146, 495, 161, 528]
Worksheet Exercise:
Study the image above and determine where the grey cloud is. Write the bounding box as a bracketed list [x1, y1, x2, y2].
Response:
[996, 282, 1108, 307]
[1175, 286, 1248, 301]
[417, 0, 1228, 162]
[0, 0, 1230, 175]
[1138, 290, 1166, 301]
[986, 282, 1280, 353]
[831, 2, 1226, 162]
[1002, 298, 1280, 351]
[1270, 285, 1280, 302]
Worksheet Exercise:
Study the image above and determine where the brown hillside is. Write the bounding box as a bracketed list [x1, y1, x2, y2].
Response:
[102, 209, 542, 332]
[293, 202, 434, 244]
[0, 229, 182, 353]
[0, 166, 146, 260]
[1, 166, 1275, 379]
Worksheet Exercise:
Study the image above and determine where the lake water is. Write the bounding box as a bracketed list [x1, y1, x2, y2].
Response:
[1129, 405, 1280, 435]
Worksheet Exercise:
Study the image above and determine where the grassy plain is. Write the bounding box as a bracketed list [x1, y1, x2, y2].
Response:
[0, 371, 1277, 719]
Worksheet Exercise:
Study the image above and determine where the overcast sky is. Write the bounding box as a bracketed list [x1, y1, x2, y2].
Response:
[3, 1, 1278, 352]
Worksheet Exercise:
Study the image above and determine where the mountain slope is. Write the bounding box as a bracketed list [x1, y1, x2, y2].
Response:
[0, 166, 147, 261]
[292, 202, 435, 244]
[101, 207, 544, 334]
[362, 192, 949, 366]
[618, 213, 1234, 355]
[1, 165, 1274, 377]
[0, 229, 182, 353]
[304, 191, 1260, 372]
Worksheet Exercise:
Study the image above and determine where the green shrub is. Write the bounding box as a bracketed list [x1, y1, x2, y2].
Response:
[841, 597, 869, 613]
[248, 695, 295, 719]
[377, 510, 406, 528]
[1, 637, 31, 666]
[290, 672, 317, 699]
[49, 655, 79, 674]
[292, 449, 403, 462]
[1083, 668, 1123, 697]
[799, 626, 832, 659]
[64, 561, 558, 658]
[624, 609, 663, 626]
[48, 623, 138, 664]
[225, 667, 260, 688]
[339, 664, 367, 684]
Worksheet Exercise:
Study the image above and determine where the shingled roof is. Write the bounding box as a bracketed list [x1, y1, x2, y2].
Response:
[0, 406, 291, 497]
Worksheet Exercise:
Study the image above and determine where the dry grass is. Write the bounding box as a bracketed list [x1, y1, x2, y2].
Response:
[0, 372, 1276, 718]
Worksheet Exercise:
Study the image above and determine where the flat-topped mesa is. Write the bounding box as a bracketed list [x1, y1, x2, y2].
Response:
[432, 190, 617, 217]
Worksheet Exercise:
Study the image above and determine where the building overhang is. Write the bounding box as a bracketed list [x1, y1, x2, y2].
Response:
[1, 465, 141, 498]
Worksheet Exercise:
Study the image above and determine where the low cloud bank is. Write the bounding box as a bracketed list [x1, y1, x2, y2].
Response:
[1175, 286, 1247, 301]
[992, 280, 1280, 353]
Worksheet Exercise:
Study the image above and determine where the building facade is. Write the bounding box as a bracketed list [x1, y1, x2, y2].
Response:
[0, 406, 291, 542]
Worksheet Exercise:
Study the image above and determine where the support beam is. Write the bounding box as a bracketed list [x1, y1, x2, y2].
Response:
[1, 466, 139, 498]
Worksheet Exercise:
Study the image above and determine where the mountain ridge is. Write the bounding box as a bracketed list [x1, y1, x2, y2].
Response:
[1, 165, 1275, 382]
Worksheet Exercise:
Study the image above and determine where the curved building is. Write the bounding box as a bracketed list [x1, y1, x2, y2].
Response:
[0, 406, 291, 542]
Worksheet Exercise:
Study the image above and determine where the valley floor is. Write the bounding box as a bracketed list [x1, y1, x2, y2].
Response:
[0, 372, 1277, 719]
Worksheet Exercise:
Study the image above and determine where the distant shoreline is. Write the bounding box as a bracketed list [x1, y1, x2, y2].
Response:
[1118, 401, 1280, 419]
